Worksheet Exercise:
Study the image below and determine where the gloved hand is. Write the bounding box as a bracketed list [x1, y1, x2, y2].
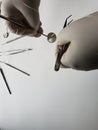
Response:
[1, 0, 43, 37]
[55, 12, 98, 71]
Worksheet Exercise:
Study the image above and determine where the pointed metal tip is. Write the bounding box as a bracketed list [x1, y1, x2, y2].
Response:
[9, 90, 12, 95]
[54, 62, 60, 71]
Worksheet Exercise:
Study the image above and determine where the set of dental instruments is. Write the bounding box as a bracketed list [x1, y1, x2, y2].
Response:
[0, 14, 72, 94]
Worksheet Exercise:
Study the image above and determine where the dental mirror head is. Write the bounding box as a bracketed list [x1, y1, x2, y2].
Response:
[47, 32, 56, 43]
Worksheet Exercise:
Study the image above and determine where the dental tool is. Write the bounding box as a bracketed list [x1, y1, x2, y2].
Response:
[55, 15, 72, 71]
[0, 14, 57, 43]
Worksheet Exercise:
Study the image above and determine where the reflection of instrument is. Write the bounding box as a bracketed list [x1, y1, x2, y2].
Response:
[0, 14, 57, 43]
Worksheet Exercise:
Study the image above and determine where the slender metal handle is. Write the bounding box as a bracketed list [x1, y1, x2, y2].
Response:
[0, 14, 47, 37]
[0, 14, 57, 43]
[0, 68, 12, 94]
[0, 61, 30, 76]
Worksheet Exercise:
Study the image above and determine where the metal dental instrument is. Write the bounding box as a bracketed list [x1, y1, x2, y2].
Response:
[0, 60, 30, 76]
[55, 15, 72, 71]
[7, 48, 33, 55]
[63, 15, 72, 28]
[2, 36, 25, 45]
[55, 45, 66, 71]
[54, 42, 71, 71]
[0, 48, 33, 56]
[0, 14, 24, 27]
[0, 14, 57, 43]
[0, 67, 12, 94]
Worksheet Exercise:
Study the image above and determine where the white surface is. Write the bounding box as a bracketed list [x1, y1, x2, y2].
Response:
[0, 0, 98, 130]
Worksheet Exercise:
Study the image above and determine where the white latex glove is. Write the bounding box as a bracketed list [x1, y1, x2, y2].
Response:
[55, 12, 98, 71]
[1, 0, 43, 37]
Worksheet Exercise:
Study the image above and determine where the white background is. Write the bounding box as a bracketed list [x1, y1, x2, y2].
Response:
[0, 0, 98, 130]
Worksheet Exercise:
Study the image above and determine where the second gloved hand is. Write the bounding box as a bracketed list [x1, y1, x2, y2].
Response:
[55, 12, 98, 71]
